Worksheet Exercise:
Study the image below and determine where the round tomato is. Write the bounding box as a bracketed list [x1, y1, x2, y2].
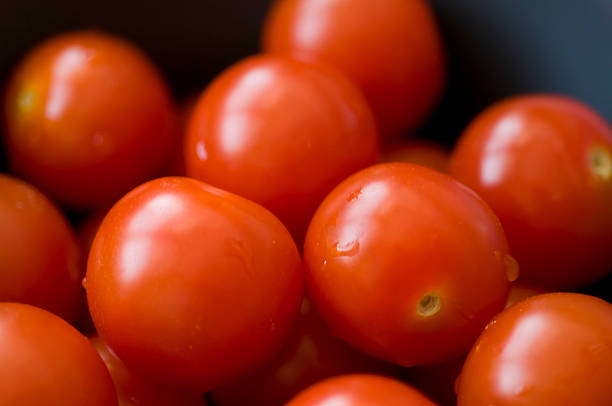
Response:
[304, 163, 511, 366]
[286, 374, 436, 406]
[451, 95, 612, 289]
[0, 174, 82, 323]
[457, 293, 612, 405]
[185, 55, 378, 244]
[86, 177, 303, 392]
[90, 336, 206, 406]
[2, 31, 177, 209]
[0, 303, 117, 406]
[262, 0, 446, 138]
[212, 298, 393, 406]
[380, 140, 450, 173]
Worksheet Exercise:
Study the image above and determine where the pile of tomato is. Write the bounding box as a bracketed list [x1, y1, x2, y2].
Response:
[1, 0, 611, 405]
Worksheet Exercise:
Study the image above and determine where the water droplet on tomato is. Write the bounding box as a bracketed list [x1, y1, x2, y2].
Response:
[334, 240, 360, 256]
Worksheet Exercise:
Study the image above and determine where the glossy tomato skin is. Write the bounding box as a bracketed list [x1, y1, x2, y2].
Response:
[212, 298, 394, 406]
[286, 374, 436, 406]
[185, 55, 378, 244]
[380, 140, 450, 173]
[90, 336, 206, 406]
[0, 303, 117, 406]
[0, 174, 82, 323]
[86, 177, 304, 392]
[263, 0, 446, 138]
[304, 163, 511, 366]
[451, 95, 612, 289]
[457, 293, 612, 406]
[2, 31, 177, 209]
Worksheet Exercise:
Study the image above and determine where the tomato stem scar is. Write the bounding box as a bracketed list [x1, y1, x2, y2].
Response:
[417, 293, 441, 317]
[589, 146, 612, 180]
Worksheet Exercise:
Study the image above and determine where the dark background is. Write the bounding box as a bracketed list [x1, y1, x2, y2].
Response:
[1, 0, 611, 298]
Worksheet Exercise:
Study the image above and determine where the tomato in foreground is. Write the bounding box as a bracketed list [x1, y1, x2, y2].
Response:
[185, 55, 378, 244]
[457, 293, 612, 405]
[304, 163, 511, 366]
[451, 95, 612, 289]
[380, 140, 450, 173]
[90, 336, 206, 406]
[286, 374, 436, 406]
[212, 298, 393, 406]
[0, 174, 82, 323]
[263, 0, 446, 138]
[86, 177, 303, 392]
[0, 303, 117, 406]
[2, 31, 177, 209]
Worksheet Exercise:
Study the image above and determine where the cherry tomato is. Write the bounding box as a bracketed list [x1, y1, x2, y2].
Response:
[380, 141, 450, 173]
[212, 298, 393, 406]
[2, 31, 177, 209]
[286, 374, 436, 406]
[90, 336, 206, 406]
[0, 174, 82, 322]
[0, 303, 117, 406]
[457, 293, 612, 405]
[86, 177, 304, 392]
[304, 163, 511, 366]
[185, 55, 378, 244]
[451, 95, 612, 289]
[262, 0, 446, 138]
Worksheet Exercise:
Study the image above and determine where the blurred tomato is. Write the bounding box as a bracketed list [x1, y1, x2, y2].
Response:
[381, 140, 450, 172]
[451, 95, 612, 289]
[263, 0, 446, 138]
[457, 293, 612, 405]
[86, 177, 304, 392]
[212, 298, 394, 406]
[0, 303, 117, 406]
[185, 55, 378, 244]
[304, 163, 511, 366]
[91, 336, 206, 406]
[286, 374, 436, 406]
[2, 31, 177, 209]
[0, 174, 82, 322]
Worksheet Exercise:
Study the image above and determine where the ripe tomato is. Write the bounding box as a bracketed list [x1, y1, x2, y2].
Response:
[304, 163, 511, 366]
[0, 303, 117, 406]
[90, 336, 206, 406]
[451, 95, 612, 289]
[185, 55, 378, 244]
[212, 298, 393, 406]
[262, 0, 446, 138]
[0, 174, 82, 323]
[2, 31, 177, 209]
[286, 374, 436, 406]
[380, 140, 450, 173]
[86, 177, 304, 392]
[457, 293, 612, 405]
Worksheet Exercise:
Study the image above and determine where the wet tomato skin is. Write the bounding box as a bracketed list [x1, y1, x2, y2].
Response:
[185, 55, 378, 244]
[451, 95, 612, 289]
[304, 163, 510, 367]
[0, 174, 82, 323]
[86, 177, 304, 392]
[457, 293, 612, 406]
[286, 374, 436, 406]
[2, 31, 177, 209]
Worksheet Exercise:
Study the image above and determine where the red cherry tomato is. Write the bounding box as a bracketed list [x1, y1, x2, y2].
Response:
[0, 303, 117, 406]
[2, 31, 177, 209]
[262, 0, 446, 138]
[451, 95, 612, 289]
[90, 336, 206, 406]
[457, 293, 612, 405]
[0, 174, 82, 322]
[380, 141, 450, 173]
[185, 55, 379, 244]
[286, 374, 436, 406]
[212, 298, 393, 406]
[86, 177, 304, 392]
[304, 163, 511, 366]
